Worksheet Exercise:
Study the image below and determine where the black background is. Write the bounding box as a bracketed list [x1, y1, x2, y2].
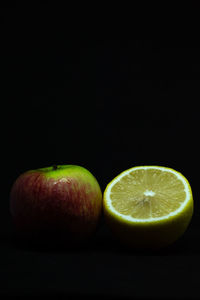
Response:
[1, 6, 200, 300]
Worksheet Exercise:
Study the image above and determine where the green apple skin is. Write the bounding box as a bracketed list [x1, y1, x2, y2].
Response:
[10, 165, 102, 244]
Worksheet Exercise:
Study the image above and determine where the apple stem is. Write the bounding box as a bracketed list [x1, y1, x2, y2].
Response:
[52, 165, 57, 171]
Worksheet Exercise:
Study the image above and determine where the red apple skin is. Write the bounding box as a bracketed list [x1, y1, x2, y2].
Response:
[10, 165, 102, 244]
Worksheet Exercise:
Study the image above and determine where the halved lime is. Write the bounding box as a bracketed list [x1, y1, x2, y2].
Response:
[103, 166, 193, 249]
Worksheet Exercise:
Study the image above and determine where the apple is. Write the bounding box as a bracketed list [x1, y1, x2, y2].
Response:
[10, 165, 102, 245]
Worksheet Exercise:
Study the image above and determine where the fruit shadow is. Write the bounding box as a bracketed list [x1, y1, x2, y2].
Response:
[6, 220, 200, 256]
[91, 222, 200, 256]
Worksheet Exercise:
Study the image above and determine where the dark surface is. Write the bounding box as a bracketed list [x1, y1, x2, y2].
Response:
[1, 8, 200, 299]
[1, 217, 200, 299]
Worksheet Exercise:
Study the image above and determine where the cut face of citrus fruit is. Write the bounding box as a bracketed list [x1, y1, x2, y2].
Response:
[103, 166, 193, 249]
